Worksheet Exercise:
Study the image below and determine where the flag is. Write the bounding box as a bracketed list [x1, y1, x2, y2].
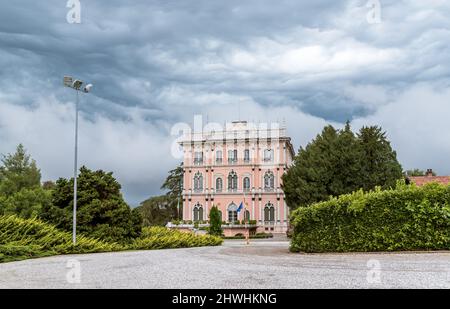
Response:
[237, 202, 244, 213]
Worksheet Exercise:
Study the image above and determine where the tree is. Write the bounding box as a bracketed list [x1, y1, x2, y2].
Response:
[137, 163, 183, 227]
[208, 205, 223, 236]
[161, 163, 183, 198]
[357, 126, 403, 191]
[282, 123, 403, 209]
[405, 169, 435, 176]
[137, 195, 177, 227]
[0, 187, 52, 219]
[40, 166, 141, 243]
[0, 144, 41, 196]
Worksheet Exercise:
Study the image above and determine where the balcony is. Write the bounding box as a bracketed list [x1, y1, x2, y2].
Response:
[216, 158, 223, 165]
[228, 159, 238, 165]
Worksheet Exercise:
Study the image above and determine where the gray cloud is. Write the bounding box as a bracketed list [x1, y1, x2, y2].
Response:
[1, 0, 450, 204]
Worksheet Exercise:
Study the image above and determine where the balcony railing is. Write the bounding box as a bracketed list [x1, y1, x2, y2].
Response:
[193, 159, 203, 165]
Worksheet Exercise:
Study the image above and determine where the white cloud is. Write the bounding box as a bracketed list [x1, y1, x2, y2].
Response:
[352, 83, 450, 175]
[0, 97, 175, 205]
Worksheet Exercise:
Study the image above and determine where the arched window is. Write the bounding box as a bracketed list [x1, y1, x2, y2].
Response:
[264, 171, 274, 191]
[193, 203, 203, 222]
[227, 202, 238, 223]
[264, 202, 275, 223]
[216, 177, 223, 192]
[228, 170, 238, 191]
[243, 177, 250, 192]
[244, 210, 250, 222]
[194, 172, 203, 192]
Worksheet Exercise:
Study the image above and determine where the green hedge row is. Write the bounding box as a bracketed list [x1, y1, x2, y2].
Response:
[290, 182, 450, 252]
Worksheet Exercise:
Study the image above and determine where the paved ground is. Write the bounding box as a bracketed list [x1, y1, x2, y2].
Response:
[1, 238, 450, 288]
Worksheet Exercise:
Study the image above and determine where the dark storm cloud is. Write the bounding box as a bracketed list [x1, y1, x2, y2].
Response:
[1, 0, 450, 204]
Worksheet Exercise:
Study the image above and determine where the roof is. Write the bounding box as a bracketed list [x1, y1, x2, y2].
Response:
[409, 176, 450, 186]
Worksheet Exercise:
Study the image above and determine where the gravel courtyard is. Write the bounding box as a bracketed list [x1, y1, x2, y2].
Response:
[1, 238, 450, 289]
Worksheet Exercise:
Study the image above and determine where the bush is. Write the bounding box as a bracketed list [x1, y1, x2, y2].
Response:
[130, 227, 223, 250]
[290, 182, 450, 252]
[0, 216, 223, 263]
[208, 205, 223, 236]
[0, 215, 122, 263]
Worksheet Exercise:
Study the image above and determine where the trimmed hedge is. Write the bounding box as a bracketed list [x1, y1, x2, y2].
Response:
[290, 182, 450, 252]
[130, 226, 223, 249]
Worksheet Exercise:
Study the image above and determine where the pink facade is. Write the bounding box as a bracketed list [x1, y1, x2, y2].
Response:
[180, 121, 295, 233]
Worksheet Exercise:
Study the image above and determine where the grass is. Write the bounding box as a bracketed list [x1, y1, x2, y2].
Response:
[0, 215, 223, 263]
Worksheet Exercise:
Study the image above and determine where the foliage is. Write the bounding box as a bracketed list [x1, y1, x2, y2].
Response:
[208, 205, 223, 236]
[290, 182, 450, 252]
[0, 144, 41, 197]
[129, 226, 223, 250]
[0, 215, 122, 263]
[0, 187, 52, 218]
[405, 169, 435, 177]
[0, 215, 222, 263]
[40, 166, 141, 243]
[161, 163, 183, 198]
[282, 123, 402, 209]
[137, 195, 178, 227]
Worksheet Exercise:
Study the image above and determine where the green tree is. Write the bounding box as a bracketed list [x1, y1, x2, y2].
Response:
[137, 195, 177, 227]
[357, 126, 403, 191]
[0, 187, 52, 218]
[40, 166, 141, 243]
[282, 123, 403, 209]
[405, 169, 435, 176]
[161, 163, 183, 197]
[0, 144, 41, 196]
[208, 205, 223, 236]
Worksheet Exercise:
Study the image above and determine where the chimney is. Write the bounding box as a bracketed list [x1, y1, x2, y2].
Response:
[426, 169, 433, 177]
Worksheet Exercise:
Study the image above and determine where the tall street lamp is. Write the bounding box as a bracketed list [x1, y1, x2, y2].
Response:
[64, 76, 93, 245]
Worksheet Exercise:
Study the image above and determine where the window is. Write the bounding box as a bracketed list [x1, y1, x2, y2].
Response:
[216, 177, 223, 192]
[193, 203, 203, 222]
[194, 152, 203, 165]
[244, 210, 250, 223]
[244, 149, 250, 163]
[264, 171, 274, 191]
[263, 149, 273, 162]
[216, 150, 222, 164]
[264, 202, 275, 223]
[227, 203, 238, 223]
[228, 149, 238, 163]
[243, 177, 250, 192]
[193, 172, 203, 192]
[228, 170, 238, 191]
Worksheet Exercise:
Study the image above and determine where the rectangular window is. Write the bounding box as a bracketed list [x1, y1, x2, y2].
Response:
[228, 149, 237, 163]
[244, 149, 250, 163]
[194, 152, 203, 165]
[216, 150, 222, 164]
[263, 149, 273, 162]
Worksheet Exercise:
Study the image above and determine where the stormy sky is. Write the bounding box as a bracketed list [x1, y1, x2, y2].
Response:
[1, 0, 449, 205]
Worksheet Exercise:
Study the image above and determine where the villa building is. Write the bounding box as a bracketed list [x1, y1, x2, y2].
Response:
[179, 120, 295, 235]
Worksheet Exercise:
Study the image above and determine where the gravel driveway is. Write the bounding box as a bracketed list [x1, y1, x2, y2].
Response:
[1, 238, 450, 288]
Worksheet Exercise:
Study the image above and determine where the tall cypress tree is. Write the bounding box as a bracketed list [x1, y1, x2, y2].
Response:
[357, 126, 403, 191]
[282, 123, 402, 209]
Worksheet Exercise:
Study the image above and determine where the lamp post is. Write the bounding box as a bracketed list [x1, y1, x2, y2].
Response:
[64, 76, 93, 245]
